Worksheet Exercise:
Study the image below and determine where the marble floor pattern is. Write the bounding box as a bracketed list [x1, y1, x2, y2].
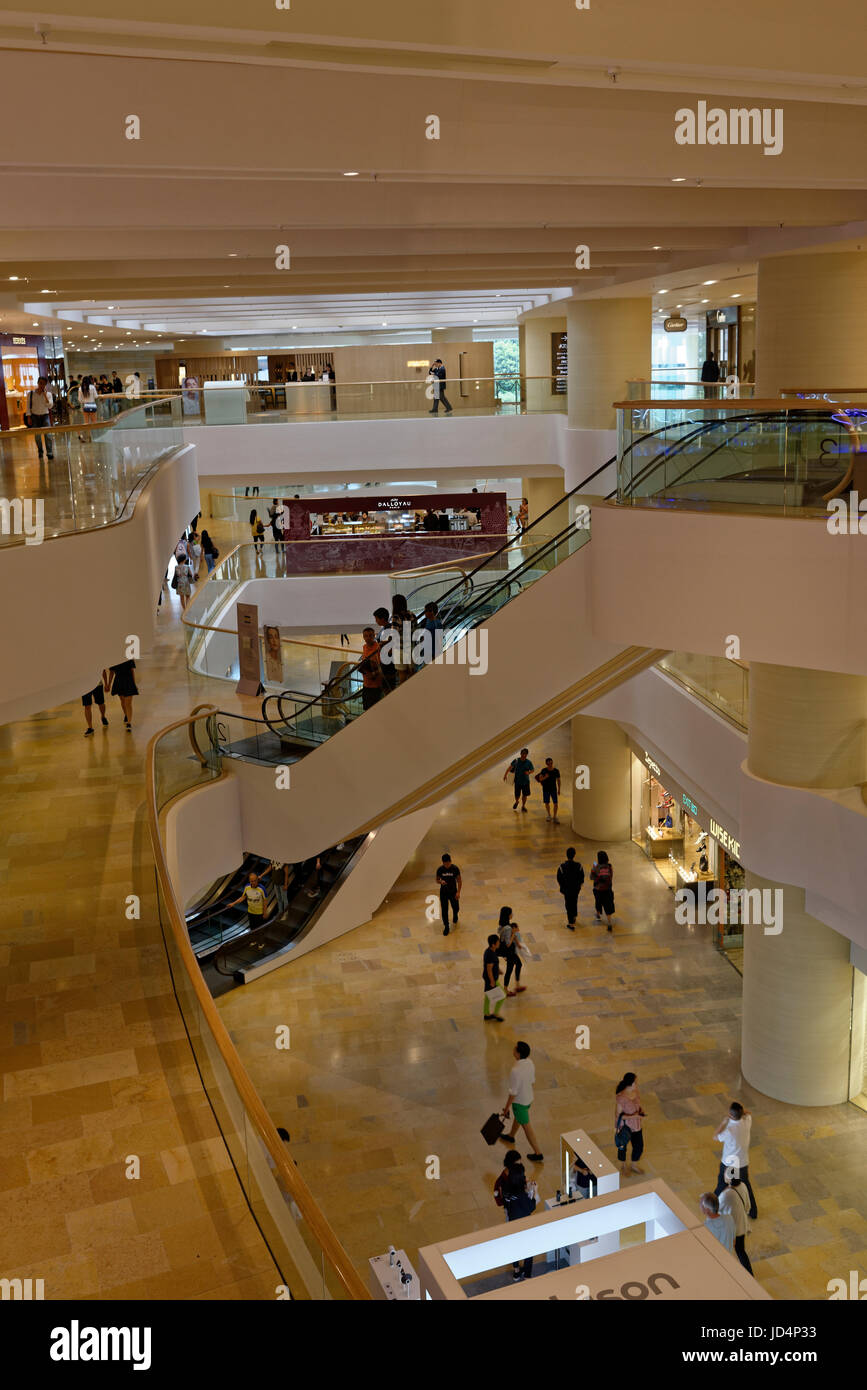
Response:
[1, 509, 865, 1301]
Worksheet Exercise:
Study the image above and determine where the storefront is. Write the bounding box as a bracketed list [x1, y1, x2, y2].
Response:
[629, 743, 746, 965]
[0, 332, 65, 432]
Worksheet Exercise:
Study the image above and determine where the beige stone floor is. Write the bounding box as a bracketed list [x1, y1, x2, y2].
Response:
[218, 725, 867, 1302]
[2, 506, 866, 1302]
[0, 515, 285, 1300]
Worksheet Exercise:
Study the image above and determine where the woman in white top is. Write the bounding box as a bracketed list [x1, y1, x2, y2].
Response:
[78, 375, 99, 442]
[188, 530, 203, 581]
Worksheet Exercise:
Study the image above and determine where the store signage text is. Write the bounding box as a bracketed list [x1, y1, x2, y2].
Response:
[682, 793, 698, 816]
[377, 498, 408, 510]
[709, 818, 740, 859]
[663, 316, 687, 333]
[12, 336, 26, 345]
[644, 751, 661, 777]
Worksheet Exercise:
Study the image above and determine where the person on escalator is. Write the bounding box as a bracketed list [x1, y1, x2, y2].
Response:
[373, 607, 398, 693]
[360, 627, 383, 710]
[229, 871, 271, 931]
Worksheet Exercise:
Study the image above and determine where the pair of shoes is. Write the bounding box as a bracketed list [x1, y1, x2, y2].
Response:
[553, 817, 560, 824]
[506, 989, 517, 997]
[567, 923, 575, 931]
[527, 1152, 544, 1162]
[442, 925, 450, 936]
[521, 807, 528, 813]
[515, 985, 527, 993]
[498, 1133, 515, 1145]
[84, 728, 94, 737]
[428, 409, 437, 415]
[607, 924, 613, 932]
[445, 408, 453, 414]
[490, 1014, 504, 1023]
[512, 802, 519, 811]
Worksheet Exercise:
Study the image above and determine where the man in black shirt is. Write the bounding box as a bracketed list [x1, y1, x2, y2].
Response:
[536, 757, 562, 823]
[373, 607, 398, 692]
[436, 853, 461, 936]
[483, 934, 505, 1022]
[428, 359, 453, 415]
[556, 847, 585, 930]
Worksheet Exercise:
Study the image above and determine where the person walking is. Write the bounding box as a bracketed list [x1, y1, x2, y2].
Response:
[614, 1072, 645, 1176]
[188, 529, 203, 581]
[359, 626, 383, 710]
[713, 1101, 758, 1219]
[268, 498, 285, 551]
[270, 860, 289, 918]
[701, 350, 721, 398]
[535, 757, 561, 822]
[700, 1192, 736, 1254]
[174, 554, 193, 610]
[590, 850, 615, 930]
[499, 1041, 544, 1161]
[483, 933, 506, 1023]
[201, 530, 219, 574]
[556, 847, 585, 930]
[497, 906, 527, 996]
[436, 853, 461, 936]
[719, 1175, 753, 1274]
[25, 377, 55, 462]
[501, 1163, 538, 1282]
[81, 676, 109, 736]
[229, 871, 271, 931]
[251, 513, 265, 555]
[106, 658, 138, 731]
[504, 747, 534, 812]
[428, 359, 453, 415]
[78, 374, 99, 440]
[373, 607, 399, 693]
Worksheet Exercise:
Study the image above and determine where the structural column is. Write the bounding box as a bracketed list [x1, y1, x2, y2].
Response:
[741, 662, 867, 1104]
[570, 714, 631, 842]
[520, 477, 566, 526]
[566, 297, 651, 432]
[755, 251, 867, 397]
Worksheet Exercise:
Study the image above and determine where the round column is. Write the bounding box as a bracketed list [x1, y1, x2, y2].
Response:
[741, 871, 856, 1105]
[742, 662, 866, 1104]
[566, 298, 651, 431]
[755, 251, 867, 397]
[570, 714, 631, 841]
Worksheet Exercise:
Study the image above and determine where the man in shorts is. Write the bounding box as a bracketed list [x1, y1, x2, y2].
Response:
[504, 747, 534, 812]
[81, 678, 109, 736]
[499, 1040, 543, 1161]
[535, 757, 561, 822]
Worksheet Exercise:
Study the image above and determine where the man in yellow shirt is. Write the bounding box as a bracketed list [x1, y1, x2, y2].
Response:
[229, 871, 270, 930]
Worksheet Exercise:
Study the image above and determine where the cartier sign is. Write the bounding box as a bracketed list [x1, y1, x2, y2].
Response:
[663, 316, 687, 333]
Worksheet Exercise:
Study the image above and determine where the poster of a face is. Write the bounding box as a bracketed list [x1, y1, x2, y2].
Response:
[264, 624, 283, 684]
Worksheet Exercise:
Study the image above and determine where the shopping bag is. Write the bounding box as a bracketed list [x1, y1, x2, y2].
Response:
[481, 1112, 505, 1146]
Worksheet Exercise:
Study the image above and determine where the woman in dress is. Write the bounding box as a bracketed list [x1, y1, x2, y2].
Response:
[106, 659, 139, 731]
[175, 555, 193, 611]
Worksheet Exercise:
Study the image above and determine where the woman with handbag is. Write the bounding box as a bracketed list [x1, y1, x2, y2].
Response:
[201, 530, 219, 574]
[493, 1148, 522, 1213]
[614, 1071, 646, 1176]
[501, 1163, 538, 1282]
[78, 375, 99, 441]
[497, 906, 527, 996]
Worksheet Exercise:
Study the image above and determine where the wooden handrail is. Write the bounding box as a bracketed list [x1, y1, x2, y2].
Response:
[145, 711, 369, 1301]
[0, 397, 175, 437]
[615, 398, 867, 411]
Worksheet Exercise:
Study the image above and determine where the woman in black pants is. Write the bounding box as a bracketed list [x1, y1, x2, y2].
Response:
[498, 906, 526, 997]
[614, 1071, 646, 1176]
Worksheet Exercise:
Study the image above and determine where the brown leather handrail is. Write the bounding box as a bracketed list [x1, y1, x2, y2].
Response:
[145, 711, 369, 1301]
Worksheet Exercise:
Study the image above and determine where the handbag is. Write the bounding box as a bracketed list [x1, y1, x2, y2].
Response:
[481, 1112, 505, 1146]
[614, 1112, 631, 1150]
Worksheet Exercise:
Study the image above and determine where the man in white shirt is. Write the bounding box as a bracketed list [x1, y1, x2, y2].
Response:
[718, 1177, 753, 1274]
[713, 1101, 758, 1219]
[27, 377, 54, 461]
[498, 1040, 543, 1162]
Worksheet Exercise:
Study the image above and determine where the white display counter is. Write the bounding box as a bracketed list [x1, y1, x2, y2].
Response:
[369, 1249, 421, 1301]
[417, 1179, 769, 1302]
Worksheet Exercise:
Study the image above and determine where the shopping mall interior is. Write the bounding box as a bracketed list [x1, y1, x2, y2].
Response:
[1, 0, 866, 1331]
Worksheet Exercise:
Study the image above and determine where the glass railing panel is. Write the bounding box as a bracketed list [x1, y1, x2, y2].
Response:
[658, 654, 749, 730]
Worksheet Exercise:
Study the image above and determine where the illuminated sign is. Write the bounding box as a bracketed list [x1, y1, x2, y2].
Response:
[12, 336, 26, 345]
[407, 360, 430, 368]
[709, 818, 741, 859]
[663, 316, 687, 333]
[682, 793, 698, 816]
[644, 751, 661, 777]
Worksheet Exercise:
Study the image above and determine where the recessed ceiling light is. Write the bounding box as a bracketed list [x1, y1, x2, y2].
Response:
[671, 177, 686, 183]
[228, 253, 238, 258]
[731, 293, 741, 298]
[343, 171, 359, 177]
[701, 299, 709, 303]
[703, 280, 718, 286]
[32, 321, 39, 326]
[658, 289, 668, 295]
[107, 304, 117, 309]
[40, 288, 51, 293]
[382, 321, 388, 326]
[8, 275, 19, 281]
[676, 304, 682, 309]
[652, 245, 662, 250]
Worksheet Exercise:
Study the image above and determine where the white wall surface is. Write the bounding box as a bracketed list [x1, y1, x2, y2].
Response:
[590, 503, 867, 677]
[220, 575, 392, 631]
[165, 772, 244, 909]
[0, 443, 199, 724]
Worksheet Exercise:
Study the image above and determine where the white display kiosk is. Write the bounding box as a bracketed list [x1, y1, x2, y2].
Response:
[417, 1179, 770, 1302]
[369, 1249, 421, 1301]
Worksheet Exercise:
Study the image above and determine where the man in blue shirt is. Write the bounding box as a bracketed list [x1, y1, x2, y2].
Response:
[504, 748, 534, 812]
[700, 1192, 736, 1254]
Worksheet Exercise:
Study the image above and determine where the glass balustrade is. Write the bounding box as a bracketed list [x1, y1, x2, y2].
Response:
[148, 711, 367, 1299]
[616, 402, 863, 511]
[0, 396, 182, 546]
[657, 654, 749, 730]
